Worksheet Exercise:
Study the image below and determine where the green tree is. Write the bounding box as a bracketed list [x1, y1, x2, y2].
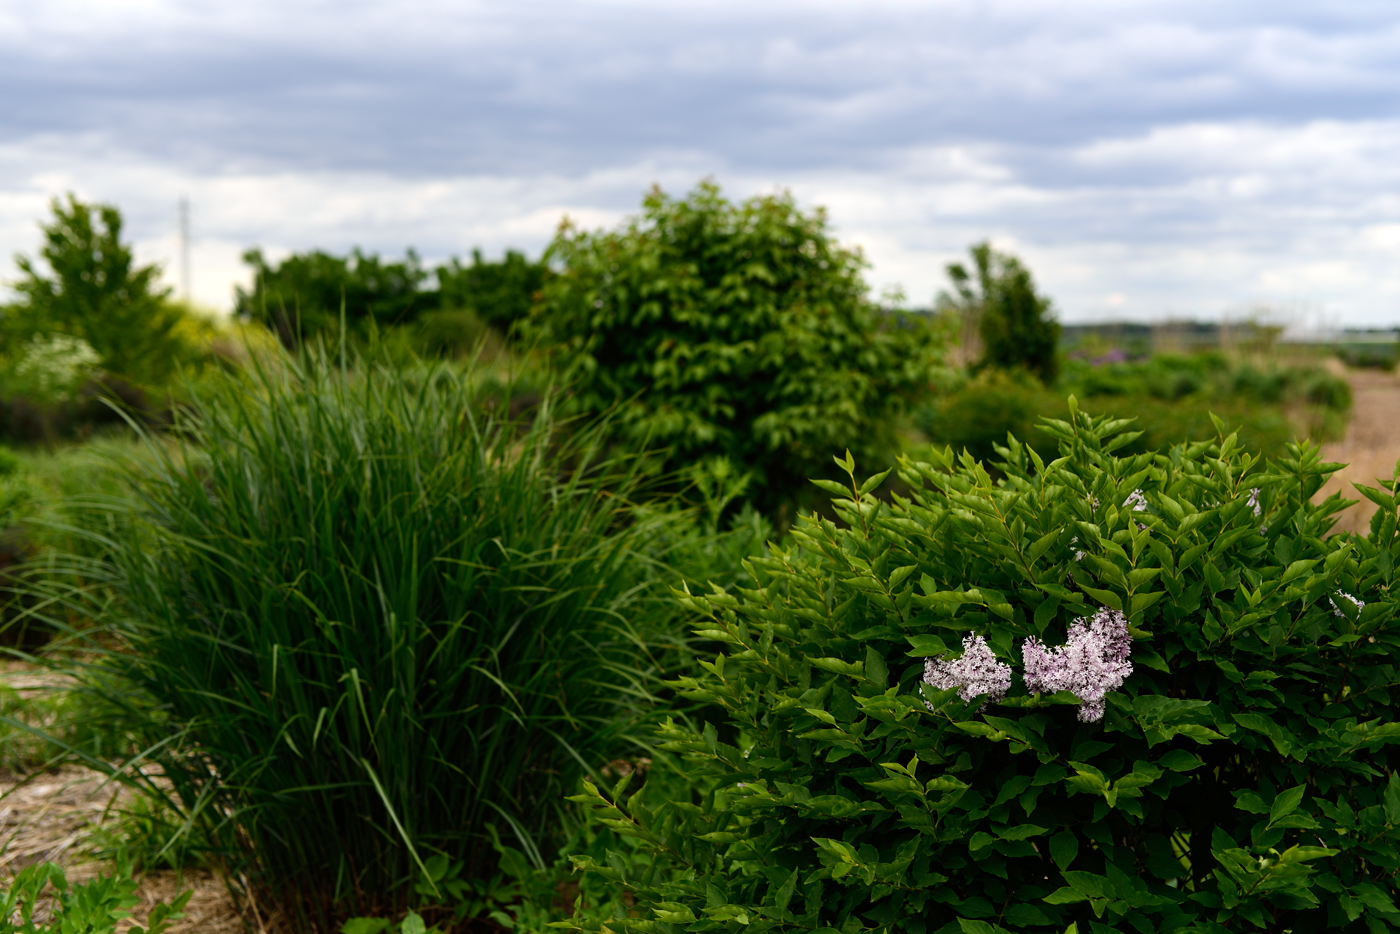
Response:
[939, 241, 1060, 383]
[529, 181, 944, 517]
[8, 194, 186, 387]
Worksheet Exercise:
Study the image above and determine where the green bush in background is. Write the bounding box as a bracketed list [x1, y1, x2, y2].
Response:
[918, 355, 1351, 465]
[568, 410, 1400, 934]
[437, 248, 551, 333]
[937, 241, 1061, 385]
[529, 181, 945, 519]
[30, 348, 695, 930]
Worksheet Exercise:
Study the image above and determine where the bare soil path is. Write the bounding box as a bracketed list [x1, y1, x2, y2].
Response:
[1315, 369, 1400, 535]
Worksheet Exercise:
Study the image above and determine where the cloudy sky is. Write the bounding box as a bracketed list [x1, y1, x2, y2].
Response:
[3, 0, 1400, 325]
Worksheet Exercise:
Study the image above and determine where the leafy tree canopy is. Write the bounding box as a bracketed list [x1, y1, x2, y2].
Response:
[528, 181, 946, 517]
[437, 248, 551, 332]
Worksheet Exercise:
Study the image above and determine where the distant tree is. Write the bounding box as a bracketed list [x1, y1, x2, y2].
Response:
[7, 194, 187, 387]
[236, 248, 436, 348]
[529, 181, 946, 517]
[436, 248, 550, 333]
[937, 241, 1060, 384]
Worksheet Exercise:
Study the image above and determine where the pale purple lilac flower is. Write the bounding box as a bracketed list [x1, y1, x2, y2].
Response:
[923, 634, 1012, 711]
[1247, 488, 1262, 518]
[1330, 592, 1366, 618]
[1022, 608, 1134, 723]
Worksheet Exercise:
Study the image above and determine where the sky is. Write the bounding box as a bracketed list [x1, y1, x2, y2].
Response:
[3, 0, 1400, 326]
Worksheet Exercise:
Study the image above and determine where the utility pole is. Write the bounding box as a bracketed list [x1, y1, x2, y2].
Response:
[178, 196, 191, 303]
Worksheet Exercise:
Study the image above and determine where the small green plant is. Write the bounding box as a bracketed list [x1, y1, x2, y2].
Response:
[0, 861, 190, 934]
[567, 405, 1400, 933]
[85, 793, 217, 873]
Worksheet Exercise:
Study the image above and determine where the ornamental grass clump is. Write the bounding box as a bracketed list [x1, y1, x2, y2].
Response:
[30, 348, 678, 930]
[569, 403, 1400, 934]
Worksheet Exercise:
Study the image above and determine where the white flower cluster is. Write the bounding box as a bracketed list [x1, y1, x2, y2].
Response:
[923, 609, 1135, 725]
[1023, 609, 1134, 723]
[923, 634, 1011, 711]
[15, 333, 101, 403]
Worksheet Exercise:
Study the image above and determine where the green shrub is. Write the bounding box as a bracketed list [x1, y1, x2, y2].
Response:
[568, 408, 1400, 934]
[528, 181, 945, 519]
[34, 348, 687, 929]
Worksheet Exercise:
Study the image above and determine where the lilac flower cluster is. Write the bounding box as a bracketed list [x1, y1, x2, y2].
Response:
[1022, 609, 1134, 723]
[922, 609, 1134, 724]
[923, 634, 1011, 711]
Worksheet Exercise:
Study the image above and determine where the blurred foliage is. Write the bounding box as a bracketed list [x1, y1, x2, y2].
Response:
[528, 181, 947, 519]
[236, 247, 436, 347]
[235, 245, 549, 353]
[937, 241, 1061, 384]
[917, 354, 1351, 466]
[436, 248, 551, 333]
[1334, 343, 1398, 371]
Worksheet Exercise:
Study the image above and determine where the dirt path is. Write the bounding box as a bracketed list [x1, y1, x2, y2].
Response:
[1315, 369, 1400, 535]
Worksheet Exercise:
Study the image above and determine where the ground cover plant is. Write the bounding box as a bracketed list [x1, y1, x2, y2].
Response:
[567, 404, 1400, 933]
[527, 181, 946, 520]
[22, 346, 702, 931]
[0, 860, 189, 934]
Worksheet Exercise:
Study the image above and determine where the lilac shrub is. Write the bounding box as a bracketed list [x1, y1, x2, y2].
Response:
[568, 407, 1400, 934]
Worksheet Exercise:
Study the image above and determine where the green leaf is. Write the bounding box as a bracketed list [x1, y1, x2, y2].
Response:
[1042, 887, 1088, 905]
[402, 913, 428, 934]
[810, 657, 865, 678]
[1049, 832, 1078, 871]
[1269, 785, 1307, 825]
[342, 921, 392, 934]
[865, 645, 888, 687]
[906, 635, 951, 657]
